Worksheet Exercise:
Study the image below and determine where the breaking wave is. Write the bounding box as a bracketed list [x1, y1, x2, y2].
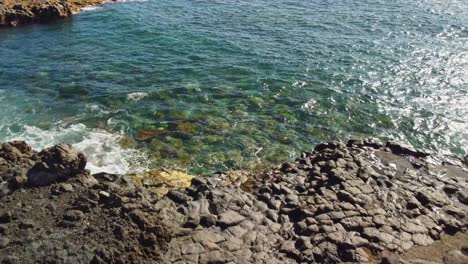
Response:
[3, 123, 149, 175]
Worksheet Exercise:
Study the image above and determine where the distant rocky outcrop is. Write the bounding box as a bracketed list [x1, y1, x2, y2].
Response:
[0, 0, 112, 27]
[0, 139, 467, 263]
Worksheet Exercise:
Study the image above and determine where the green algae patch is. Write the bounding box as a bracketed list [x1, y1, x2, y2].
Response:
[127, 169, 194, 197]
[174, 122, 195, 135]
[118, 136, 137, 150]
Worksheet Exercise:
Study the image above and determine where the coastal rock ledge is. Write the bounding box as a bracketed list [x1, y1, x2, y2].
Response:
[0, 139, 467, 263]
[0, 0, 113, 27]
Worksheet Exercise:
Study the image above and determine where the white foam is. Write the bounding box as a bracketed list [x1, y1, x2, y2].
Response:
[302, 99, 318, 111]
[112, 0, 150, 2]
[4, 123, 149, 175]
[127, 92, 148, 102]
[362, 26, 468, 155]
[102, 0, 150, 5]
[81, 6, 101, 12]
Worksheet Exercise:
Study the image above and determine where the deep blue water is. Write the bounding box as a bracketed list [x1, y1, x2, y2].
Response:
[0, 0, 467, 174]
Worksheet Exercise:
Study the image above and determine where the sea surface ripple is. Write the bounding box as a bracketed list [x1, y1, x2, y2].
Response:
[0, 0, 467, 174]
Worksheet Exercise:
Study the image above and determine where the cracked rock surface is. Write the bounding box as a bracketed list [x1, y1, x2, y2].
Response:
[0, 139, 467, 263]
[156, 139, 467, 263]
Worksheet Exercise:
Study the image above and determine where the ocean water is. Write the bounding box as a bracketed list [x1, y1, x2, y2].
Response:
[0, 0, 467, 174]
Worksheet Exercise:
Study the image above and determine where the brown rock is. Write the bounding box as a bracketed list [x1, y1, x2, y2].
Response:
[443, 250, 468, 264]
[27, 144, 87, 186]
[0, 0, 112, 27]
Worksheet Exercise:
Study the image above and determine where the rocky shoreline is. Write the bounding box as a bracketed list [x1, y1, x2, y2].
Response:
[0, 0, 113, 27]
[0, 139, 467, 263]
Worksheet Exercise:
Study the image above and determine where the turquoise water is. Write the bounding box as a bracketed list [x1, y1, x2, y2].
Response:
[0, 0, 467, 174]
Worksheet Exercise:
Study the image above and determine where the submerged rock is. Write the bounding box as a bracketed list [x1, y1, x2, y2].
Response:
[135, 128, 169, 141]
[118, 136, 137, 149]
[173, 122, 195, 135]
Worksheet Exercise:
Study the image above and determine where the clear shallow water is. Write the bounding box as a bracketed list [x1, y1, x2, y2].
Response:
[0, 0, 467, 174]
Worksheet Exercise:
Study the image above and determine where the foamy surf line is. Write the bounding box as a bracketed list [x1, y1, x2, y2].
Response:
[3, 123, 150, 175]
[80, 6, 101, 12]
[79, 0, 150, 13]
[127, 92, 148, 102]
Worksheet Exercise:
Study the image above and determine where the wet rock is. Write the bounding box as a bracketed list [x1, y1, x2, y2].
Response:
[27, 144, 86, 187]
[0, 0, 76, 27]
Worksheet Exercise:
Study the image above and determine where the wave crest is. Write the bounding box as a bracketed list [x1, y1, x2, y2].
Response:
[4, 123, 149, 175]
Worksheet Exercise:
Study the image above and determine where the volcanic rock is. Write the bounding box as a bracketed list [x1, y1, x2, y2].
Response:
[27, 144, 86, 186]
[0, 0, 114, 27]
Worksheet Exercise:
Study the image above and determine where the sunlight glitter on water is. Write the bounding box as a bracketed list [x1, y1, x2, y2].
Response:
[1, 0, 467, 174]
[368, 26, 468, 154]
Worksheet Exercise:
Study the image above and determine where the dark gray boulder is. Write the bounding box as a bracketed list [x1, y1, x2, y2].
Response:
[27, 144, 87, 187]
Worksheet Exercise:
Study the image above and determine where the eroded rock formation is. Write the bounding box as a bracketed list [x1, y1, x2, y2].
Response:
[0, 139, 466, 263]
[0, 0, 112, 27]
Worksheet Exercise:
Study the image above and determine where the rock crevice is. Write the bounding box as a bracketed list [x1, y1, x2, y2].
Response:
[0, 139, 467, 263]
